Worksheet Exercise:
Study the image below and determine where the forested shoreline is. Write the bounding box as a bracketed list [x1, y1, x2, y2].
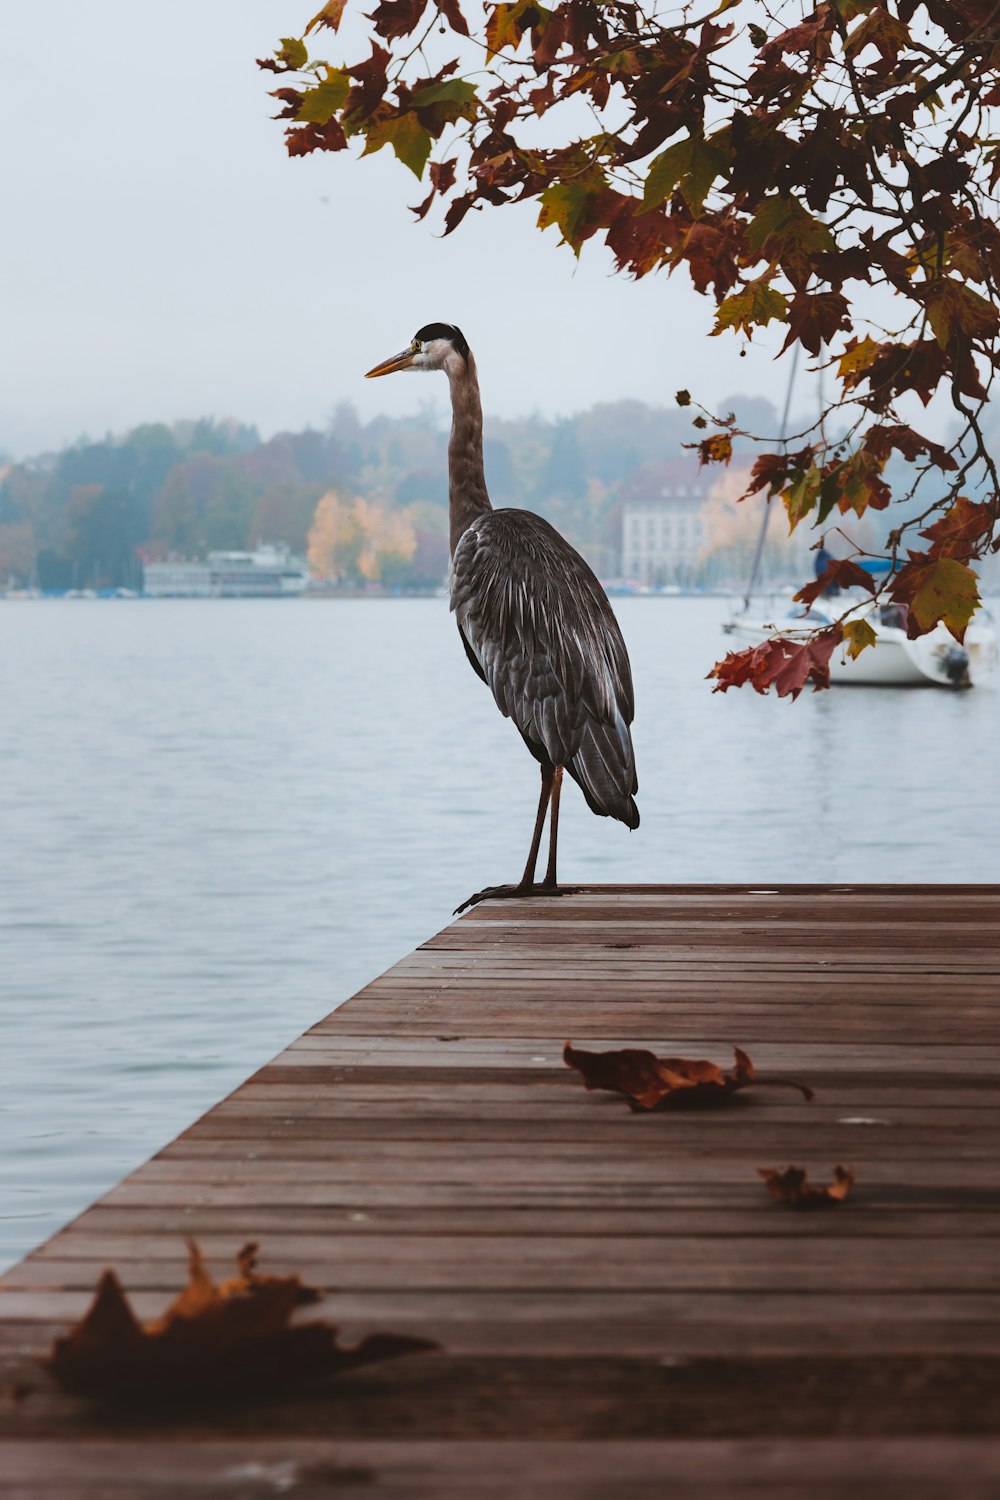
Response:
[0, 392, 787, 591]
[0, 388, 945, 592]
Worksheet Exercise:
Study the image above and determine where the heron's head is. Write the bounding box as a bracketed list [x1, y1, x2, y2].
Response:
[365, 322, 470, 380]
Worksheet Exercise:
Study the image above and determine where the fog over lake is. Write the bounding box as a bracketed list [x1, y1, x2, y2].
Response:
[2, 596, 998, 1267]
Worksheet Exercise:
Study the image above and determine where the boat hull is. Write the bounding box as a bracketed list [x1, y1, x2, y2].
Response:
[728, 616, 998, 688]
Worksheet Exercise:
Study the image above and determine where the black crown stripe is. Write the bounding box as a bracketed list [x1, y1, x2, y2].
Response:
[413, 322, 470, 361]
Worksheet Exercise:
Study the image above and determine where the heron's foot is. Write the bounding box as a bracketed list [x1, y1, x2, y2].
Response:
[453, 882, 580, 916]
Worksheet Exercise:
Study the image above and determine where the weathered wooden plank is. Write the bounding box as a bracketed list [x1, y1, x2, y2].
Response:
[177, 1116, 1000, 1148]
[62, 1203, 1000, 1240]
[6, 1435, 1000, 1499]
[100, 1155, 1000, 1188]
[275, 1043, 1000, 1071]
[79, 1177, 1000, 1212]
[5, 1286, 1000, 1333]
[8, 1238, 1000, 1297]
[6, 1316, 1000, 1361]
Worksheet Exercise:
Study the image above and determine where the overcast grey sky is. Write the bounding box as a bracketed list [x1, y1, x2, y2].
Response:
[1, 1, 798, 458]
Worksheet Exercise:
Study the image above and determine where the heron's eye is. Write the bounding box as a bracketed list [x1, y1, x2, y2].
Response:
[411, 339, 421, 353]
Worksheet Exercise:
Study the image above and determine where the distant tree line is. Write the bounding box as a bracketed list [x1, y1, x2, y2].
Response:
[3, 390, 936, 592]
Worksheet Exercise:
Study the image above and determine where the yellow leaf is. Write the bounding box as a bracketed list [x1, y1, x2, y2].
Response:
[278, 36, 308, 70]
[485, 0, 547, 59]
[642, 134, 727, 216]
[295, 74, 350, 124]
[305, 0, 348, 33]
[700, 433, 733, 464]
[411, 79, 477, 108]
[925, 281, 999, 350]
[642, 138, 690, 210]
[713, 280, 789, 337]
[784, 466, 822, 532]
[837, 335, 880, 380]
[842, 618, 877, 659]
[684, 136, 728, 215]
[537, 181, 591, 255]
[747, 196, 835, 260]
[909, 558, 980, 640]
[844, 9, 907, 60]
[362, 113, 433, 178]
[410, 78, 478, 130]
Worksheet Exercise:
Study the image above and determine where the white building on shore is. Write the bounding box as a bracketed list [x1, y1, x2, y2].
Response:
[620, 461, 712, 586]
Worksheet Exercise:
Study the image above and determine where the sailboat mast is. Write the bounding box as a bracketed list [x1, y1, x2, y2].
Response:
[741, 344, 800, 612]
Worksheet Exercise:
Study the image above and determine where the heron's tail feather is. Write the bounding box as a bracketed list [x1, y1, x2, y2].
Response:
[567, 715, 639, 830]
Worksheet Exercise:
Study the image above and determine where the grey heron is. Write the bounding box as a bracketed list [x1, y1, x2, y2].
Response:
[366, 323, 638, 911]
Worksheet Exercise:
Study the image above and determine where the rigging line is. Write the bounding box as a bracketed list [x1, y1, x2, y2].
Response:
[741, 341, 801, 613]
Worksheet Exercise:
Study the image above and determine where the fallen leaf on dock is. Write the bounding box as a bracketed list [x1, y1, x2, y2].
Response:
[48, 1239, 436, 1401]
[759, 1165, 856, 1208]
[563, 1042, 814, 1112]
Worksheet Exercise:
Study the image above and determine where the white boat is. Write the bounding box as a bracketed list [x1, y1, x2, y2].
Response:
[726, 593, 998, 688]
[143, 544, 308, 599]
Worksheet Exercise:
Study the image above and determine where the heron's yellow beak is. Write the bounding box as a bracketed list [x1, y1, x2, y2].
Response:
[365, 348, 416, 378]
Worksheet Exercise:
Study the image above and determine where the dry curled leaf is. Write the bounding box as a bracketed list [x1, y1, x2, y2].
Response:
[48, 1240, 435, 1401]
[563, 1042, 813, 1112]
[759, 1164, 855, 1209]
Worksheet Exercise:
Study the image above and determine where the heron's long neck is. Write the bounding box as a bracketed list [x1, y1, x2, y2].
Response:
[447, 353, 492, 556]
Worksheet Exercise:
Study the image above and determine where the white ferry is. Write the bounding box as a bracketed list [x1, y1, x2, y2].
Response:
[144, 545, 308, 599]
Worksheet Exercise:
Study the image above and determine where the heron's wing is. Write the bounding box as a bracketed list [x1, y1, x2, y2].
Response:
[451, 510, 638, 827]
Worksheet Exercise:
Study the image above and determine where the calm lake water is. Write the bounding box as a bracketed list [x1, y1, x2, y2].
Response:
[2, 595, 999, 1269]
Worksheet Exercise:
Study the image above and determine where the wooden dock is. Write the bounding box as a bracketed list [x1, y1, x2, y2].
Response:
[2, 884, 1000, 1497]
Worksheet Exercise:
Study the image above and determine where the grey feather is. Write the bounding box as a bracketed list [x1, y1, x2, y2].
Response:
[451, 510, 639, 829]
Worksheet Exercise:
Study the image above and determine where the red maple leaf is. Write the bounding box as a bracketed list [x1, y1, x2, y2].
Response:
[708, 628, 842, 698]
[792, 558, 875, 610]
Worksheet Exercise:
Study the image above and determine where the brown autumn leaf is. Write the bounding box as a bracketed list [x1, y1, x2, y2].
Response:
[758, 1164, 856, 1209]
[862, 422, 957, 472]
[48, 1240, 436, 1401]
[780, 288, 850, 355]
[286, 117, 349, 157]
[743, 445, 818, 499]
[919, 498, 995, 561]
[369, 0, 427, 44]
[792, 556, 876, 610]
[694, 432, 733, 466]
[563, 1042, 813, 1112]
[707, 629, 842, 699]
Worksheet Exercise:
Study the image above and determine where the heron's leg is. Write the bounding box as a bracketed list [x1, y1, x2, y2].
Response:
[454, 763, 557, 914]
[517, 762, 555, 890]
[540, 765, 564, 890]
